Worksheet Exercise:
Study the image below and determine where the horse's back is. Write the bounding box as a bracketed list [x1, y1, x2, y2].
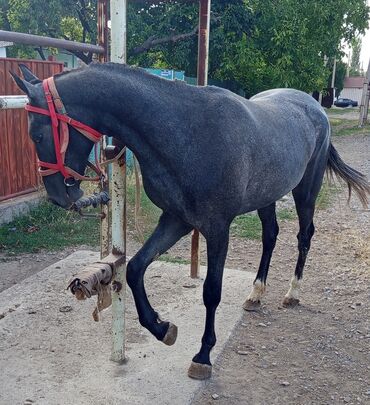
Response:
[232, 89, 330, 212]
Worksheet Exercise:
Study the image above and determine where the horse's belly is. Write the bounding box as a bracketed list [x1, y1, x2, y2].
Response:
[239, 150, 312, 213]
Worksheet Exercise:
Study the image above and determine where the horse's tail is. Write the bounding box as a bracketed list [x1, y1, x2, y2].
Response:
[326, 143, 370, 208]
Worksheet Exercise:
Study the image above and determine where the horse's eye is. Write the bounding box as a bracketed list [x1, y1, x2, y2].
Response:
[31, 133, 43, 143]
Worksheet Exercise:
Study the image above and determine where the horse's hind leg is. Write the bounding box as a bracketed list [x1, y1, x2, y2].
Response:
[126, 212, 192, 344]
[243, 203, 279, 311]
[283, 157, 326, 307]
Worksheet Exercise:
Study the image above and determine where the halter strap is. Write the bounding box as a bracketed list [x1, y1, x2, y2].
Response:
[25, 77, 104, 182]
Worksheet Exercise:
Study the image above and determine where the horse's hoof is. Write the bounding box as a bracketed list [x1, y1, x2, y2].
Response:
[162, 322, 178, 346]
[282, 297, 300, 308]
[188, 361, 212, 380]
[243, 299, 261, 312]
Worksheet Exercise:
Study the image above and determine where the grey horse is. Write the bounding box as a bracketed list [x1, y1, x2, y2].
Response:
[12, 63, 370, 379]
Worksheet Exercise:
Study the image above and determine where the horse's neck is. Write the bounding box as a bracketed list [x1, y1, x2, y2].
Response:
[67, 68, 186, 162]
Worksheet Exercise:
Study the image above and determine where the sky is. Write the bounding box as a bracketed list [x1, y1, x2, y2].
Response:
[359, 0, 370, 71]
[360, 27, 370, 71]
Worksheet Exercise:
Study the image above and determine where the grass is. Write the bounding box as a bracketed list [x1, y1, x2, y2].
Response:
[316, 181, 340, 210]
[0, 174, 343, 254]
[325, 107, 359, 115]
[126, 174, 161, 241]
[0, 200, 100, 254]
[0, 175, 162, 255]
[158, 255, 190, 265]
[334, 126, 370, 137]
[230, 180, 339, 241]
[231, 208, 296, 240]
[329, 117, 370, 137]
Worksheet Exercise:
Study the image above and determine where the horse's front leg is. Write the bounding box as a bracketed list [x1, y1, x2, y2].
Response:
[127, 212, 192, 344]
[188, 225, 230, 380]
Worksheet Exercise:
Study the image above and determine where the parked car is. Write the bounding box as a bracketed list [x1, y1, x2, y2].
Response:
[334, 98, 358, 108]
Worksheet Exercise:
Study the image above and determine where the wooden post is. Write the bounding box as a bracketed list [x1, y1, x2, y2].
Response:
[359, 58, 370, 127]
[190, 0, 211, 279]
[110, 0, 127, 363]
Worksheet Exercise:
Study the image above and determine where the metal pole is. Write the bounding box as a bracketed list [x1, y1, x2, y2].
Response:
[0, 95, 28, 109]
[190, 0, 211, 279]
[359, 58, 370, 127]
[98, 0, 110, 259]
[98, 0, 109, 62]
[110, 0, 127, 363]
[197, 0, 211, 86]
[0, 30, 104, 55]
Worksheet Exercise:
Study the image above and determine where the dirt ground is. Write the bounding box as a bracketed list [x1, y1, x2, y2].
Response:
[0, 118, 369, 404]
[190, 130, 370, 404]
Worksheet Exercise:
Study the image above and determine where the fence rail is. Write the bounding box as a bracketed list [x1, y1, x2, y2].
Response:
[0, 30, 105, 55]
[0, 95, 28, 110]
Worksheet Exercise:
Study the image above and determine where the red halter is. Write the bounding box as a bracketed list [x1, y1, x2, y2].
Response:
[25, 77, 104, 183]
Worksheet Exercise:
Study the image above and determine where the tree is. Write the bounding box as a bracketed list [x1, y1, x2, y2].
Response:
[127, 0, 369, 96]
[349, 36, 363, 76]
[1, 0, 369, 96]
[209, 0, 369, 96]
[1, 0, 97, 63]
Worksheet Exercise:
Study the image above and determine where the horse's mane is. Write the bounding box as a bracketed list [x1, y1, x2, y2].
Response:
[54, 62, 173, 83]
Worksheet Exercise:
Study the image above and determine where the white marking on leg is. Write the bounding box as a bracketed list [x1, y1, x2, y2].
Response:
[247, 279, 266, 302]
[284, 276, 301, 300]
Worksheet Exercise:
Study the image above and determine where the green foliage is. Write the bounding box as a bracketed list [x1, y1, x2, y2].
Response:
[127, 0, 369, 97]
[1, 0, 97, 61]
[215, 0, 369, 96]
[0, 0, 368, 95]
[349, 36, 363, 76]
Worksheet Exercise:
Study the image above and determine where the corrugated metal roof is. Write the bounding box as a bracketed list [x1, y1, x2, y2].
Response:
[343, 76, 366, 88]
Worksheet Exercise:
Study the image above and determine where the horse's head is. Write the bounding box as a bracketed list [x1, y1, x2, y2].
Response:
[11, 65, 100, 209]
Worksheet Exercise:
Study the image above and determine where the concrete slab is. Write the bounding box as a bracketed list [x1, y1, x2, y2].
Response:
[0, 191, 43, 225]
[0, 251, 254, 405]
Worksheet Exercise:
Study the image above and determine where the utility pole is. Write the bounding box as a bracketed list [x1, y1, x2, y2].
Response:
[331, 57, 337, 105]
[319, 55, 329, 106]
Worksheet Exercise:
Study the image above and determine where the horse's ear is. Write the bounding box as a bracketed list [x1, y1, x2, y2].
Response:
[19, 64, 42, 84]
[9, 71, 35, 97]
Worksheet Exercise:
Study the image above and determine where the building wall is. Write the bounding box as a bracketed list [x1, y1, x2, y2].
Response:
[340, 88, 363, 103]
[35, 49, 79, 69]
